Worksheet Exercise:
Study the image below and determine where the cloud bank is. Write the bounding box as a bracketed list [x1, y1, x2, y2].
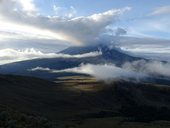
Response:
[117, 37, 170, 61]
[29, 63, 147, 81]
[0, 48, 102, 65]
[29, 60, 170, 81]
[123, 60, 170, 78]
[0, 0, 131, 45]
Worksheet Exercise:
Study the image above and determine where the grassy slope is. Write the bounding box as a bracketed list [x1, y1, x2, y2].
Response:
[1, 75, 170, 127]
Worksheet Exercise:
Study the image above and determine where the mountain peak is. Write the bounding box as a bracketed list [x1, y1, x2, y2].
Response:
[60, 44, 141, 65]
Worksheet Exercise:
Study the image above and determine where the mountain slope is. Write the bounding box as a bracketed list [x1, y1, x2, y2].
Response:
[0, 44, 141, 80]
[60, 44, 141, 64]
[1, 75, 170, 127]
[1, 75, 170, 119]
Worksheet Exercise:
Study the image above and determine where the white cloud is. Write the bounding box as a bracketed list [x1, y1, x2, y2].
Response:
[87, 7, 131, 22]
[0, 21, 68, 41]
[150, 6, 170, 16]
[29, 60, 170, 81]
[0, 0, 38, 16]
[123, 60, 170, 78]
[53, 5, 77, 18]
[29, 63, 146, 81]
[30, 67, 51, 72]
[118, 37, 170, 61]
[16, 0, 37, 15]
[0, 48, 102, 65]
[0, 0, 131, 45]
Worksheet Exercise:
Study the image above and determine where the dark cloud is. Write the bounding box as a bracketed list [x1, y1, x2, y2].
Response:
[115, 27, 127, 36]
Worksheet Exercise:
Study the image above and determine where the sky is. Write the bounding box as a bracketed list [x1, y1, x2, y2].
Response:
[16, 0, 170, 39]
[0, 0, 170, 64]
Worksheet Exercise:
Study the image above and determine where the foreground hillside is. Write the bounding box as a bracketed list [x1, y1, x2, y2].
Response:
[1, 75, 170, 127]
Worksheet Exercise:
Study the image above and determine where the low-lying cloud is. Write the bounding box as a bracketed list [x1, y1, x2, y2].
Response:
[29, 63, 147, 81]
[29, 60, 170, 81]
[123, 60, 170, 78]
[0, 48, 102, 65]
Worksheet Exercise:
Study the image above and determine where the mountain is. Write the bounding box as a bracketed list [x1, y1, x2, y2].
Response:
[1, 75, 170, 127]
[0, 44, 141, 80]
[60, 44, 141, 64]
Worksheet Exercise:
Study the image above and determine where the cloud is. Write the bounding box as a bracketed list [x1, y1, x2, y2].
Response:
[16, 0, 38, 15]
[0, 0, 131, 45]
[150, 6, 170, 16]
[0, 23, 67, 41]
[30, 67, 51, 72]
[29, 63, 147, 81]
[29, 60, 170, 81]
[53, 5, 77, 18]
[0, 0, 38, 17]
[0, 48, 102, 65]
[123, 60, 170, 78]
[115, 27, 127, 36]
[115, 36, 170, 61]
[122, 5, 170, 40]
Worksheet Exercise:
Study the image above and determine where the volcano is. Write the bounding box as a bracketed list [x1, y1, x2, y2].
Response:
[0, 44, 141, 80]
